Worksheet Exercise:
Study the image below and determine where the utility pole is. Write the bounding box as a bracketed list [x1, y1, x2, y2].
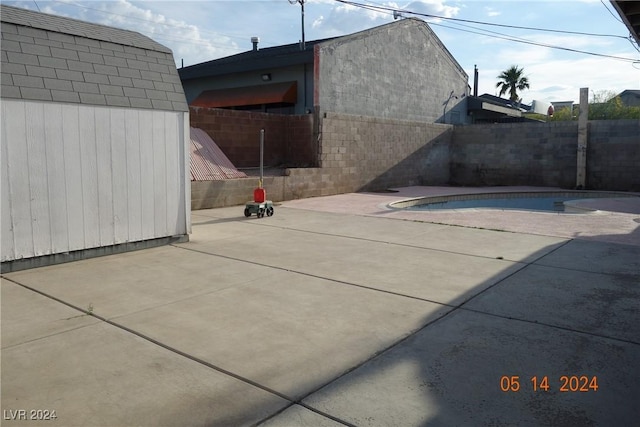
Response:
[289, 0, 305, 50]
[576, 87, 589, 189]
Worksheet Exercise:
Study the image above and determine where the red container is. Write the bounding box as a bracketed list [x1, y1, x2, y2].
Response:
[254, 188, 266, 203]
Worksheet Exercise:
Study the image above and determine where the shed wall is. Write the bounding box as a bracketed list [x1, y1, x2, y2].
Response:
[1, 99, 189, 262]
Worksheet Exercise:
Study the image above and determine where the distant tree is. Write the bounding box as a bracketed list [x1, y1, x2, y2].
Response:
[588, 90, 640, 120]
[496, 65, 530, 102]
[548, 90, 640, 121]
[548, 106, 575, 121]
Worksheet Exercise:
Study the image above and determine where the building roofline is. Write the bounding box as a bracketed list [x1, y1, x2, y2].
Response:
[319, 18, 468, 79]
[610, 0, 640, 45]
[179, 18, 469, 81]
[179, 38, 335, 81]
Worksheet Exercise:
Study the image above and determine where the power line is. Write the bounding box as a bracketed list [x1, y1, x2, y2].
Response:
[600, 0, 623, 24]
[430, 21, 637, 63]
[333, 0, 639, 63]
[598, 0, 640, 53]
[335, 0, 629, 40]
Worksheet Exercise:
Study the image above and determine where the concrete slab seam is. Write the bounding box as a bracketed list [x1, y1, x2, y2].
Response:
[276, 241, 587, 419]
[5, 276, 359, 426]
[240, 220, 531, 262]
[454, 239, 575, 309]
[255, 402, 356, 427]
[285, 290, 483, 415]
[106, 276, 270, 322]
[169, 243, 459, 308]
[1, 321, 98, 351]
[2, 276, 294, 404]
[459, 306, 640, 346]
[532, 260, 640, 277]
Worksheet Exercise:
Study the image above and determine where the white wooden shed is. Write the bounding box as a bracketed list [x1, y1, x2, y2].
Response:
[1, 5, 190, 272]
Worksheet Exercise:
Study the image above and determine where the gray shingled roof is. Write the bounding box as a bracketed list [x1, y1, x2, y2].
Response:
[1, 4, 187, 111]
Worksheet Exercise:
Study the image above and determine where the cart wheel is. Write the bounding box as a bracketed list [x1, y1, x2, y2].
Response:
[266, 206, 274, 217]
[244, 208, 251, 217]
[258, 208, 264, 218]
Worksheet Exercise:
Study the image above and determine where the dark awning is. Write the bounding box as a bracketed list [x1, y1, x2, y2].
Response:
[191, 81, 297, 108]
[467, 96, 522, 117]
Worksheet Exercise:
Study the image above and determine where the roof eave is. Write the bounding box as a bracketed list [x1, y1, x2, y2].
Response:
[179, 49, 314, 81]
[611, 0, 640, 45]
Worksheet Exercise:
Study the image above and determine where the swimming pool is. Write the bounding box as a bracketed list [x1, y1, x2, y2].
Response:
[390, 191, 639, 213]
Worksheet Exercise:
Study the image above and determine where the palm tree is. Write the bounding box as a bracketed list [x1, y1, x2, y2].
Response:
[496, 65, 530, 102]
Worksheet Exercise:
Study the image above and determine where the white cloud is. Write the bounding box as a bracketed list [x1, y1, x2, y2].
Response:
[312, 15, 325, 29]
[11, 0, 242, 66]
[310, 0, 459, 37]
[81, 0, 240, 66]
[404, 0, 459, 19]
[485, 7, 501, 18]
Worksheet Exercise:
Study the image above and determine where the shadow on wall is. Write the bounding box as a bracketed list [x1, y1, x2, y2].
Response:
[450, 119, 640, 191]
[189, 107, 317, 169]
[359, 128, 452, 192]
[437, 95, 468, 125]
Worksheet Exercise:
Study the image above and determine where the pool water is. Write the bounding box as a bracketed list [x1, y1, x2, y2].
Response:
[411, 196, 573, 212]
[403, 190, 640, 213]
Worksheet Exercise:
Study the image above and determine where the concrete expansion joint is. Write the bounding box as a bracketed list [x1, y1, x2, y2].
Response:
[453, 240, 572, 311]
[258, 402, 356, 427]
[460, 306, 640, 346]
[170, 242, 450, 306]
[255, 222, 520, 263]
[3, 274, 296, 404]
[6, 261, 419, 427]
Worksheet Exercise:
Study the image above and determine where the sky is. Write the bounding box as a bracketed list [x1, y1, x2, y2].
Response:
[4, 0, 640, 104]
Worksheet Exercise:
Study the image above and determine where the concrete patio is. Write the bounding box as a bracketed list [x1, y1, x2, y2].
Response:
[2, 187, 639, 426]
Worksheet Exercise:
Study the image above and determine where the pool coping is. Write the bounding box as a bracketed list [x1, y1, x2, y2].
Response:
[282, 186, 640, 246]
[387, 190, 640, 211]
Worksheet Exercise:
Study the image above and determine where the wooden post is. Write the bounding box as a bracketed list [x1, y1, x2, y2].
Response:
[576, 87, 589, 189]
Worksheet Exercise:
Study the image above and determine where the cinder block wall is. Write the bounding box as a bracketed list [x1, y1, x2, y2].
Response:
[587, 119, 640, 191]
[189, 107, 315, 168]
[191, 117, 638, 210]
[319, 112, 452, 192]
[451, 119, 640, 191]
[191, 112, 453, 209]
[451, 122, 578, 188]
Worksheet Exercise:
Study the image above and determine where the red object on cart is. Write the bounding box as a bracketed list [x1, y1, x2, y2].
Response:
[254, 188, 266, 203]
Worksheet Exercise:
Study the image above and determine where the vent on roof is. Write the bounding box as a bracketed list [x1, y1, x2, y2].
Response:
[251, 37, 260, 51]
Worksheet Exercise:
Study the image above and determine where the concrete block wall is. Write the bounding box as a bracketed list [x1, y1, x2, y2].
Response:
[189, 107, 315, 169]
[587, 119, 640, 191]
[191, 112, 453, 209]
[451, 122, 578, 188]
[451, 119, 640, 191]
[318, 112, 452, 192]
[191, 170, 325, 210]
[286, 114, 318, 167]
